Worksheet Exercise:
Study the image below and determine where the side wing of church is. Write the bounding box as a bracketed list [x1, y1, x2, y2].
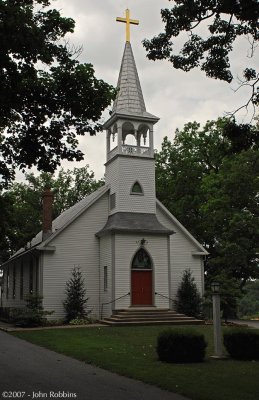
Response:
[0, 13, 208, 321]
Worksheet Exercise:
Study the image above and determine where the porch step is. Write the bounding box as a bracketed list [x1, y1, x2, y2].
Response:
[100, 308, 204, 326]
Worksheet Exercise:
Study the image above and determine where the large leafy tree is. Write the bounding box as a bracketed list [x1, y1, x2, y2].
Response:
[0, 165, 104, 263]
[143, 1, 259, 112]
[155, 119, 259, 291]
[0, 0, 116, 188]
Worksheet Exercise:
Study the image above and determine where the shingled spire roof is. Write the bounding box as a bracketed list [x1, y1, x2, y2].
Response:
[111, 42, 158, 121]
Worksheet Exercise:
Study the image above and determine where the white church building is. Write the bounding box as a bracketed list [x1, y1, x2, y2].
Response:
[1, 12, 208, 322]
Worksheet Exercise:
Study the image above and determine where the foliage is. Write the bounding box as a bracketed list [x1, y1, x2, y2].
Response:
[0, 165, 103, 263]
[224, 328, 259, 360]
[63, 266, 89, 322]
[155, 119, 259, 316]
[0, 0, 116, 188]
[69, 318, 93, 325]
[13, 325, 259, 400]
[143, 0, 258, 113]
[238, 280, 259, 318]
[174, 269, 203, 318]
[205, 273, 242, 319]
[157, 328, 207, 363]
[11, 294, 53, 327]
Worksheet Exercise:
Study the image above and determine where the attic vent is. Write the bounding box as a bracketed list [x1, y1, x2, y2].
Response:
[131, 181, 143, 195]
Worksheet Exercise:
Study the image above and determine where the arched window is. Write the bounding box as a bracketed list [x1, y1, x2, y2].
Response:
[132, 248, 152, 269]
[131, 181, 143, 195]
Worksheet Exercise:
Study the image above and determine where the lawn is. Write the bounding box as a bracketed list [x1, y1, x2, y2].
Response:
[13, 325, 259, 400]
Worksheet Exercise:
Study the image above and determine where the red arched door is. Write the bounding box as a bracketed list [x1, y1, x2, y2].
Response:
[131, 248, 153, 306]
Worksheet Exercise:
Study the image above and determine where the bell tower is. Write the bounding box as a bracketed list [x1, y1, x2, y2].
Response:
[103, 10, 159, 216]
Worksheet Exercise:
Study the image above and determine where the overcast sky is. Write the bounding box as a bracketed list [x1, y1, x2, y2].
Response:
[23, 0, 259, 180]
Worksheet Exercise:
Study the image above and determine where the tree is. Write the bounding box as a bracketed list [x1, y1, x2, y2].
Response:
[238, 280, 259, 318]
[63, 266, 89, 322]
[143, 1, 259, 114]
[155, 119, 259, 294]
[0, 165, 103, 263]
[0, 0, 116, 188]
[174, 269, 202, 317]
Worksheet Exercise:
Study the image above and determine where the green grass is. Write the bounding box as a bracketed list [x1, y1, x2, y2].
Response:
[13, 325, 259, 400]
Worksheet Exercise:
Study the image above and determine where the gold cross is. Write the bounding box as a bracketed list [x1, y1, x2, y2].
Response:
[116, 9, 139, 42]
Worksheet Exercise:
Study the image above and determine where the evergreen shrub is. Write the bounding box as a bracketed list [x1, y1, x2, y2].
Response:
[223, 329, 259, 360]
[11, 294, 53, 327]
[63, 266, 89, 322]
[174, 269, 202, 318]
[157, 328, 207, 363]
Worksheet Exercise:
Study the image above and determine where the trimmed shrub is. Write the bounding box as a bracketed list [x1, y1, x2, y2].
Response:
[224, 328, 259, 360]
[157, 328, 207, 363]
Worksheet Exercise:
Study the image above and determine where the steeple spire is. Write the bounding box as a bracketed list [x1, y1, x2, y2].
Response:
[112, 41, 147, 116]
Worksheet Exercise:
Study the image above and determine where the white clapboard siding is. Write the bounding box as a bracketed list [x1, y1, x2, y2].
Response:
[100, 235, 112, 318]
[105, 156, 156, 214]
[42, 192, 109, 320]
[156, 204, 204, 304]
[114, 234, 169, 309]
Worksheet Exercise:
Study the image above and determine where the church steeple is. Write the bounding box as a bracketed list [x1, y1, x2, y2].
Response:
[103, 10, 159, 164]
[104, 10, 159, 216]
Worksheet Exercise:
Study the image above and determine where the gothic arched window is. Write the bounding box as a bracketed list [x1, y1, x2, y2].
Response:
[132, 248, 152, 269]
[131, 181, 143, 195]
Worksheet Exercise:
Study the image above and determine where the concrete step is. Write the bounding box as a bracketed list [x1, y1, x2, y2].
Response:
[113, 312, 189, 318]
[101, 319, 204, 326]
[108, 316, 195, 322]
[101, 308, 204, 326]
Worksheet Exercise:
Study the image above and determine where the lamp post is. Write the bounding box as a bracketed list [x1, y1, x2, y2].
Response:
[211, 281, 224, 358]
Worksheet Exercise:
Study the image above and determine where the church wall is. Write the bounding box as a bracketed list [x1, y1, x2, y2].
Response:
[156, 205, 204, 304]
[114, 233, 169, 309]
[100, 235, 112, 318]
[42, 192, 109, 320]
[106, 156, 156, 214]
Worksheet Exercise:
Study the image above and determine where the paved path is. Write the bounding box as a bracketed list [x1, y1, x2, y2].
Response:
[0, 331, 189, 400]
[228, 319, 259, 329]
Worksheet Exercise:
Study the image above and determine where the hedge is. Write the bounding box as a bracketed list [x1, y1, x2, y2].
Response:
[157, 328, 207, 363]
[224, 328, 259, 360]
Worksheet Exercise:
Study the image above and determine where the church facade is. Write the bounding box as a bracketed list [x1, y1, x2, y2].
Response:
[1, 19, 208, 320]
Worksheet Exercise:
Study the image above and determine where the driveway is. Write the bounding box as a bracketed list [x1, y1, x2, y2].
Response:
[0, 330, 188, 400]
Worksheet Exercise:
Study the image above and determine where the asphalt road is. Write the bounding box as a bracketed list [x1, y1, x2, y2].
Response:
[228, 319, 259, 329]
[0, 330, 189, 400]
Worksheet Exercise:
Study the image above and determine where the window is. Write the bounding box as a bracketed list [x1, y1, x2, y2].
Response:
[29, 259, 33, 294]
[35, 258, 39, 293]
[110, 193, 116, 210]
[132, 248, 152, 269]
[6, 267, 9, 299]
[20, 261, 24, 299]
[13, 264, 16, 299]
[104, 266, 108, 291]
[131, 181, 143, 195]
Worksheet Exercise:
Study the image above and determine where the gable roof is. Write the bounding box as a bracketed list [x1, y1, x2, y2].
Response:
[156, 199, 209, 255]
[3, 185, 110, 265]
